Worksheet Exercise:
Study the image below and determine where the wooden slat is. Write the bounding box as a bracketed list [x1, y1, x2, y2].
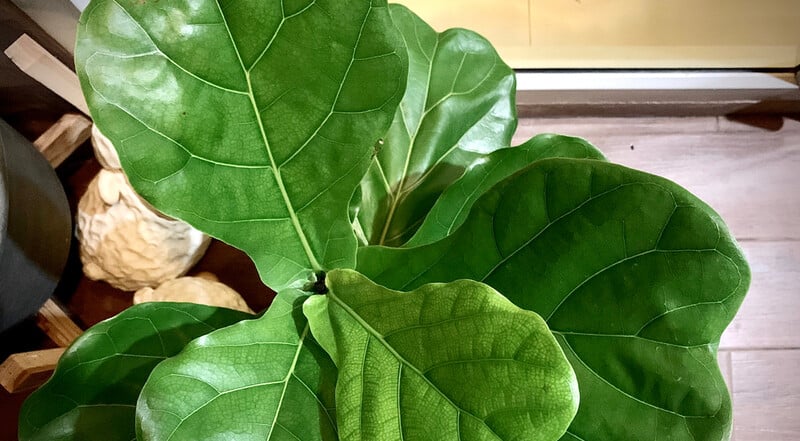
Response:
[4, 34, 88, 115]
[33, 113, 92, 167]
[731, 350, 800, 441]
[0, 348, 64, 393]
[0, 0, 76, 140]
[36, 299, 82, 348]
[0, 1, 72, 69]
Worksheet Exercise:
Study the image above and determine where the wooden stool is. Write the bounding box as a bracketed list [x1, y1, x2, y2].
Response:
[1, 33, 92, 393]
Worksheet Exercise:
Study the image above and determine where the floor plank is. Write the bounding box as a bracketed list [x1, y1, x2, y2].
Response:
[516, 116, 721, 137]
[731, 350, 800, 441]
[721, 241, 800, 350]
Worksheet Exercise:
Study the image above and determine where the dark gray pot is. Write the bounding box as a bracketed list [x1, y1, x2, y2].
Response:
[0, 119, 71, 332]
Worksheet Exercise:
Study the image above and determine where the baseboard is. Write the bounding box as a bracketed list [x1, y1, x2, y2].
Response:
[515, 70, 800, 116]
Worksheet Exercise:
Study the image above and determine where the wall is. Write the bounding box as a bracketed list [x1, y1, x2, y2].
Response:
[10, 0, 800, 69]
[399, 0, 800, 69]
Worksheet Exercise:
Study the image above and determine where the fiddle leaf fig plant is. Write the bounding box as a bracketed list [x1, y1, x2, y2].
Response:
[76, 0, 408, 291]
[355, 4, 517, 247]
[136, 289, 338, 441]
[20, 0, 750, 440]
[304, 269, 579, 441]
[357, 159, 746, 441]
[18, 303, 252, 441]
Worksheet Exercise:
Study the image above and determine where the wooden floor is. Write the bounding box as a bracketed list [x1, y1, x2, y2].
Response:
[514, 116, 800, 441]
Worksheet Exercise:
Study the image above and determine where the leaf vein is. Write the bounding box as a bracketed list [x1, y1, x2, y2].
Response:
[545, 248, 722, 322]
[557, 334, 711, 419]
[329, 292, 505, 439]
[481, 182, 671, 283]
[109, 0, 248, 95]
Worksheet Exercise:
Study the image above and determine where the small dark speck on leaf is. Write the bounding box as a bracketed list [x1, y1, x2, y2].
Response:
[630, 145, 635, 151]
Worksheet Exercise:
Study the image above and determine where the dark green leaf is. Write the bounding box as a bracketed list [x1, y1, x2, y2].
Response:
[358, 158, 750, 441]
[406, 134, 605, 247]
[136, 289, 337, 441]
[355, 4, 516, 247]
[19, 303, 251, 441]
[304, 269, 579, 441]
[76, 0, 407, 290]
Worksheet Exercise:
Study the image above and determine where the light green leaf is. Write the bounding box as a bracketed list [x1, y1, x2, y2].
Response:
[357, 158, 750, 441]
[136, 289, 337, 441]
[356, 4, 516, 247]
[304, 269, 579, 441]
[19, 303, 251, 441]
[76, 0, 407, 290]
[406, 134, 605, 247]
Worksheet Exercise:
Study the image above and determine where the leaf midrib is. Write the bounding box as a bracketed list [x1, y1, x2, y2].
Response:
[377, 35, 440, 245]
[213, 0, 322, 272]
[266, 325, 311, 440]
[159, 326, 312, 441]
[376, 46, 501, 246]
[105, 0, 324, 272]
[327, 292, 503, 440]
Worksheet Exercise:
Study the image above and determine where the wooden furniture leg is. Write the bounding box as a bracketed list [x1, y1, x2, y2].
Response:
[0, 300, 82, 393]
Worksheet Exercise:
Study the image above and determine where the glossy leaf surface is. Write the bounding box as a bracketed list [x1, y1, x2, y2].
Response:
[19, 303, 251, 441]
[356, 4, 516, 247]
[406, 134, 605, 247]
[137, 290, 337, 441]
[76, 0, 407, 290]
[358, 159, 750, 441]
[304, 269, 579, 441]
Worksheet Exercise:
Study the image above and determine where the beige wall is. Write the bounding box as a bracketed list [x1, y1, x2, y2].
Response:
[14, 0, 800, 69]
[399, 0, 800, 69]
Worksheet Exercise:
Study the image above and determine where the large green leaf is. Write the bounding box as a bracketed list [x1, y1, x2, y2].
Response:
[303, 269, 579, 441]
[357, 158, 750, 441]
[355, 4, 516, 247]
[136, 289, 337, 441]
[76, 0, 407, 290]
[406, 134, 605, 247]
[19, 303, 251, 441]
